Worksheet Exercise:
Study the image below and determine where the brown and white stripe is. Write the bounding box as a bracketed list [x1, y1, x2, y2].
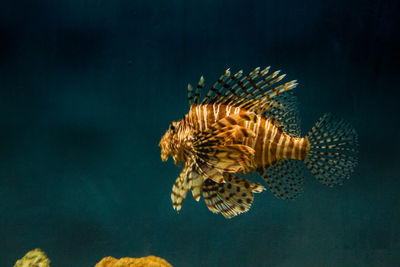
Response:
[186, 104, 309, 170]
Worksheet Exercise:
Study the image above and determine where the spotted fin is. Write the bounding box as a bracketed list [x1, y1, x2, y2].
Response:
[257, 159, 305, 200]
[305, 113, 358, 187]
[202, 174, 265, 218]
[194, 160, 225, 184]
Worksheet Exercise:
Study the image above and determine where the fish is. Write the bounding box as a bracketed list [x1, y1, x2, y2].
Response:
[159, 66, 358, 219]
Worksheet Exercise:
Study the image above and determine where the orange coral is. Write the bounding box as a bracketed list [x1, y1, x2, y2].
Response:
[95, 255, 172, 267]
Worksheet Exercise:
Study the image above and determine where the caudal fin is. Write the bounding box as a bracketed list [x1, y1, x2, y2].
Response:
[305, 113, 358, 187]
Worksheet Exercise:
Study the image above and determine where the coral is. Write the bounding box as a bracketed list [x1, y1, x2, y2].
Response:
[14, 248, 50, 267]
[95, 255, 172, 267]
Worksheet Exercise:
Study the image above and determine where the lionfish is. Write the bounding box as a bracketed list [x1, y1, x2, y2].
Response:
[159, 66, 358, 218]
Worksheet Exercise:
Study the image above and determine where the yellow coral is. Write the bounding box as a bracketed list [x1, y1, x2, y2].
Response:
[95, 255, 172, 267]
[14, 248, 50, 267]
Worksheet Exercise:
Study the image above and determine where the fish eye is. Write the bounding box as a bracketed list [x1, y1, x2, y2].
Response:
[169, 123, 176, 132]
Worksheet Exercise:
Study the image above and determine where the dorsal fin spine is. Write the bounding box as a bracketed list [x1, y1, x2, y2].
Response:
[201, 70, 228, 104]
[233, 67, 281, 107]
[214, 69, 234, 104]
[208, 69, 230, 104]
[187, 84, 194, 105]
[239, 80, 298, 110]
[193, 76, 205, 105]
[224, 70, 247, 105]
[215, 69, 235, 104]
[191, 67, 298, 124]
[232, 70, 256, 100]
[230, 68, 261, 106]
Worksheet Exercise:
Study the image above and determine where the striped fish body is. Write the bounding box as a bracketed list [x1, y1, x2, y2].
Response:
[186, 103, 309, 169]
[160, 66, 358, 218]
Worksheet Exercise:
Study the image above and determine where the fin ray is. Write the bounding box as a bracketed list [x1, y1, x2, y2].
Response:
[305, 113, 358, 187]
[202, 175, 265, 218]
[189, 67, 300, 136]
[193, 76, 205, 105]
[192, 113, 258, 175]
[257, 159, 305, 200]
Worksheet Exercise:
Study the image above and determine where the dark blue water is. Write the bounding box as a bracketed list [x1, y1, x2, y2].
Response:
[1, 0, 399, 266]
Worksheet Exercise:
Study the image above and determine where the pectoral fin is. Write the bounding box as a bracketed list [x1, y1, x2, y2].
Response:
[194, 112, 257, 147]
[192, 113, 257, 177]
[202, 174, 265, 218]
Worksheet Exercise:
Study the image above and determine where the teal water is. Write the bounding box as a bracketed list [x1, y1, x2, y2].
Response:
[0, 0, 399, 266]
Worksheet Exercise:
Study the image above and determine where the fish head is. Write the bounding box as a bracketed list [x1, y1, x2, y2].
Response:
[159, 120, 184, 165]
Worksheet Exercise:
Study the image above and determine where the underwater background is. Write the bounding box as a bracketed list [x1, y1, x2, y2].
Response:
[1, 0, 399, 266]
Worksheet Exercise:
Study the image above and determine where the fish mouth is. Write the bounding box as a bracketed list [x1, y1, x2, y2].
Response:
[161, 154, 168, 162]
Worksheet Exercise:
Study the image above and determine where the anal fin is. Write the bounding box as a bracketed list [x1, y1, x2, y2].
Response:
[257, 159, 305, 200]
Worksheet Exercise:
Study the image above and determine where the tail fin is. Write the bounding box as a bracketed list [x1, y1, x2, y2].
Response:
[305, 113, 358, 187]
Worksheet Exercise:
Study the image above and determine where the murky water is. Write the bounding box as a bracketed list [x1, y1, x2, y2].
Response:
[1, 0, 399, 266]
